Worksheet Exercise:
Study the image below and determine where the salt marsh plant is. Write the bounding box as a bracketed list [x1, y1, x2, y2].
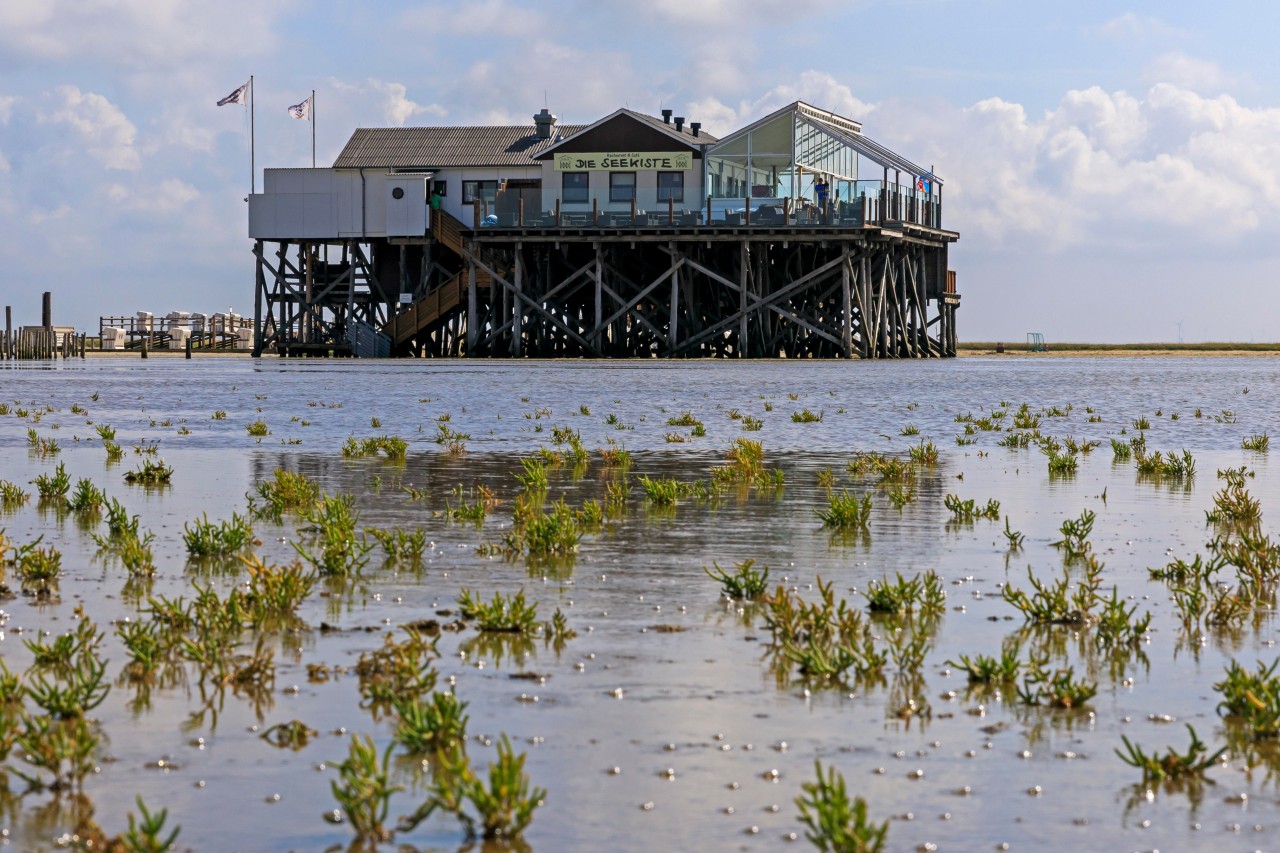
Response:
[705, 558, 770, 600]
[1095, 587, 1152, 648]
[362, 527, 427, 563]
[400, 734, 546, 842]
[458, 588, 539, 632]
[1116, 725, 1224, 781]
[393, 691, 470, 753]
[885, 485, 915, 509]
[794, 760, 888, 853]
[638, 475, 684, 505]
[1016, 656, 1097, 708]
[1051, 508, 1095, 557]
[864, 571, 945, 615]
[1243, 432, 1270, 453]
[211, 410, 227, 420]
[1205, 483, 1261, 526]
[1133, 416, 1152, 431]
[243, 555, 317, 626]
[182, 512, 254, 556]
[67, 478, 106, 514]
[769, 580, 888, 683]
[515, 457, 549, 491]
[295, 494, 373, 576]
[104, 440, 124, 461]
[816, 490, 872, 531]
[1110, 438, 1132, 462]
[31, 461, 71, 500]
[248, 468, 321, 521]
[792, 409, 824, 423]
[355, 627, 440, 711]
[907, 439, 939, 465]
[245, 420, 269, 437]
[943, 494, 1000, 521]
[0, 480, 30, 505]
[328, 735, 401, 843]
[10, 536, 63, 588]
[666, 411, 702, 428]
[741, 415, 763, 431]
[947, 644, 1021, 684]
[1044, 447, 1078, 476]
[504, 497, 582, 556]
[119, 795, 182, 852]
[435, 422, 470, 454]
[1216, 659, 1280, 738]
[342, 435, 409, 460]
[1003, 563, 1101, 625]
[124, 459, 174, 485]
[1003, 518, 1025, 550]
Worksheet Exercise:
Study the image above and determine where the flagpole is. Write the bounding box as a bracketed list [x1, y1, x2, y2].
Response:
[311, 89, 316, 169]
[250, 75, 256, 194]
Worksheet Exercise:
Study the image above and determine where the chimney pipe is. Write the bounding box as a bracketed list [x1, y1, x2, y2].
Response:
[690, 122, 701, 138]
[533, 107, 557, 140]
[674, 116, 684, 132]
[661, 109, 672, 124]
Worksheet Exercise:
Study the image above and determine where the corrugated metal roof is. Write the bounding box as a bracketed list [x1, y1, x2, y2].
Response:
[332, 125, 589, 169]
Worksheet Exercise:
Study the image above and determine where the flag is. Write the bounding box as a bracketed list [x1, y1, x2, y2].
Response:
[288, 96, 311, 120]
[217, 81, 249, 106]
[916, 176, 931, 193]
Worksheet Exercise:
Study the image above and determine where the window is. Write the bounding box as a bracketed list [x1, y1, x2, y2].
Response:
[461, 180, 498, 205]
[609, 172, 636, 203]
[433, 180, 447, 197]
[562, 172, 589, 204]
[657, 171, 684, 203]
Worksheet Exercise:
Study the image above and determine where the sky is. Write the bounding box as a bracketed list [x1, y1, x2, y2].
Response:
[1, 0, 1278, 343]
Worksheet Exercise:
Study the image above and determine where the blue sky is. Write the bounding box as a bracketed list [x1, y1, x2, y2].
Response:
[1, 0, 1277, 342]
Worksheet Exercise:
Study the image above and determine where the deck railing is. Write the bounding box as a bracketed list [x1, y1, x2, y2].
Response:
[469, 190, 942, 232]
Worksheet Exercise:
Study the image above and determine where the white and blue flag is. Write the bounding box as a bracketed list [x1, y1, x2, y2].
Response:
[288, 96, 311, 120]
[217, 81, 249, 106]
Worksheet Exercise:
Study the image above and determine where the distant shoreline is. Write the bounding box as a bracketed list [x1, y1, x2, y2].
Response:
[957, 341, 1280, 357]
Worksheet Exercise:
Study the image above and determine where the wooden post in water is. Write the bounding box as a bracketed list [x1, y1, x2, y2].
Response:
[185, 335, 192, 359]
[42, 292, 51, 328]
[141, 338, 148, 359]
[4, 306, 10, 360]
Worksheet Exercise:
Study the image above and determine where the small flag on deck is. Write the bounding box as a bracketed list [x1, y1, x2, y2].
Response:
[916, 176, 931, 193]
[217, 81, 250, 106]
[288, 96, 311, 120]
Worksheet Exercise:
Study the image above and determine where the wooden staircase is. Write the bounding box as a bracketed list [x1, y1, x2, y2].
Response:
[384, 209, 489, 348]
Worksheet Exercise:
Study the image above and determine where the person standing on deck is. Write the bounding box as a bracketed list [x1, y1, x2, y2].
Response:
[430, 187, 443, 211]
[814, 176, 829, 209]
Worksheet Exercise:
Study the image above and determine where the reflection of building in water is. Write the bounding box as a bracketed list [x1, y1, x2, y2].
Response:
[248, 100, 958, 360]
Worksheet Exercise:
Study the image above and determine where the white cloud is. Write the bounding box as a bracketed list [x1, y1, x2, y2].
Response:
[1141, 52, 1249, 95]
[0, 95, 16, 124]
[647, 0, 830, 27]
[0, 0, 287, 67]
[1094, 12, 1182, 41]
[38, 85, 140, 170]
[686, 71, 875, 137]
[331, 78, 445, 127]
[874, 74, 1280, 248]
[102, 178, 200, 214]
[401, 0, 545, 37]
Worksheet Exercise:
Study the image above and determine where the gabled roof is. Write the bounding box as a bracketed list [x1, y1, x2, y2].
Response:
[332, 124, 589, 169]
[535, 108, 717, 157]
[706, 100, 941, 184]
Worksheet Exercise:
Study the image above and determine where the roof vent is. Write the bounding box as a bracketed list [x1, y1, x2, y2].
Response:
[533, 107, 557, 140]
[661, 109, 672, 124]
[690, 122, 701, 138]
[674, 116, 684, 132]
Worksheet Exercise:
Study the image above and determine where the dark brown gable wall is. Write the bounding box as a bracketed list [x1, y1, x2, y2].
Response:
[542, 114, 700, 156]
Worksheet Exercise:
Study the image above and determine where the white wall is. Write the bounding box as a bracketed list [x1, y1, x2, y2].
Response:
[539, 160, 705, 213]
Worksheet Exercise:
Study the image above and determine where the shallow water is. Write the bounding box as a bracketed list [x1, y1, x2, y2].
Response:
[1, 356, 1279, 852]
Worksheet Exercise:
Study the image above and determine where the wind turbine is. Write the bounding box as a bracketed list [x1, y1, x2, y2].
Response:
[1175, 319, 1184, 344]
